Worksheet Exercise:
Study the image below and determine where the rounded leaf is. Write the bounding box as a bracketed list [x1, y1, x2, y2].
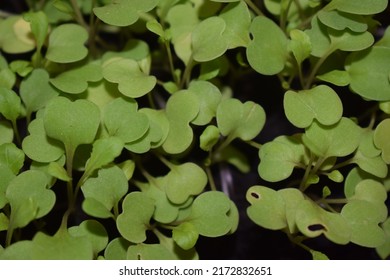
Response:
[374, 119, 390, 164]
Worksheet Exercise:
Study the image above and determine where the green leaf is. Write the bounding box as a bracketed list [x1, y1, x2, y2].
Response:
[0, 143, 25, 175]
[329, 29, 374, 52]
[9, 60, 33, 77]
[23, 11, 49, 51]
[102, 39, 150, 63]
[289, 29, 312, 65]
[317, 10, 368, 32]
[302, 118, 361, 158]
[127, 243, 176, 260]
[6, 170, 55, 229]
[247, 186, 287, 230]
[46, 24, 88, 63]
[20, 69, 59, 115]
[81, 166, 128, 219]
[327, 170, 344, 183]
[214, 145, 251, 173]
[117, 192, 155, 243]
[0, 213, 9, 232]
[247, 16, 288, 75]
[0, 16, 35, 54]
[200, 125, 220, 152]
[50, 62, 103, 94]
[189, 191, 236, 237]
[217, 98, 266, 141]
[48, 161, 71, 182]
[220, 1, 251, 48]
[22, 118, 65, 163]
[162, 91, 200, 154]
[192, 17, 228, 62]
[104, 237, 131, 260]
[345, 47, 390, 101]
[325, 0, 388, 15]
[284, 85, 343, 128]
[189, 80, 222, 126]
[353, 150, 388, 178]
[295, 200, 350, 244]
[305, 16, 331, 57]
[165, 162, 207, 205]
[172, 222, 199, 250]
[374, 119, 390, 164]
[102, 58, 156, 98]
[102, 97, 149, 143]
[0, 121, 13, 145]
[83, 137, 124, 180]
[258, 135, 308, 182]
[317, 70, 350, 86]
[310, 250, 329, 260]
[0, 88, 22, 123]
[376, 218, 390, 259]
[93, 0, 159, 27]
[341, 200, 386, 247]
[0, 165, 15, 209]
[44, 96, 101, 152]
[68, 220, 109, 257]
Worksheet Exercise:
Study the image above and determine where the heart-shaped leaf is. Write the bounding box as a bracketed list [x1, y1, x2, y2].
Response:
[93, 0, 159, 27]
[50, 62, 103, 94]
[247, 16, 288, 75]
[22, 118, 65, 163]
[345, 46, 390, 101]
[81, 166, 128, 219]
[68, 220, 108, 257]
[329, 29, 374, 52]
[20, 69, 59, 115]
[104, 237, 131, 260]
[103, 97, 149, 144]
[192, 17, 228, 62]
[46, 24, 88, 63]
[295, 200, 350, 244]
[278, 188, 306, 234]
[217, 98, 266, 141]
[102, 58, 156, 98]
[162, 91, 200, 154]
[352, 150, 388, 178]
[376, 218, 390, 259]
[117, 192, 155, 243]
[0, 16, 35, 54]
[0, 143, 24, 175]
[374, 119, 390, 164]
[284, 85, 343, 128]
[324, 0, 388, 15]
[6, 170, 56, 229]
[302, 117, 361, 158]
[23, 11, 49, 52]
[258, 135, 308, 182]
[305, 16, 331, 57]
[317, 10, 368, 32]
[44, 96, 101, 152]
[317, 70, 351, 86]
[172, 222, 199, 250]
[246, 186, 287, 230]
[188, 191, 235, 237]
[165, 162, 207, 204]
[189, 80, 222, 126]
[341, 200, 386, 247]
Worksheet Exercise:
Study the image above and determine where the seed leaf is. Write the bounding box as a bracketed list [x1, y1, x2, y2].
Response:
[0, 143, 24, 175]
[247, 186, 287, 230]
[188, 191, 236, 237]
[50, 62, 103, 94]
[172, 222, 199, 250]
[93, 0, 159, 27]
[376, 218, 390, 259]
[247, 16, 288, 75]
[103, 58, 156, 98]
[104, 237, 131, 260]
[0, 88, 22, 123]
[43, 97, 101, 152]
[165, 162, 207, 205]
[81, 166, 128, 218]
[23, 11, 49, 52]
[374, 119, 390, 164]
[20, 69, 59, 115]
[117, 192, 155, 243]
[217, 98, 266, 141]
[345, 46, 390, 101]
[6, 170, 55, 229]
[325, 0, 388, 15]
[284, 85, 343, 128]
[22, 118, 65, 163]
[317, 10, 368, 32]
[289, 29, 312, 65]
[46, 24, 88, 63]
[302, 118, 361, 158]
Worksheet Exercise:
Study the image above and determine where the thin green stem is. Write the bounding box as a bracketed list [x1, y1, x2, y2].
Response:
[165, 41, 179, 85]
[280, 0, 294, 33]
[317, 198, 348, 204]
[11, 120, 22, 147]
[299, 154, 314, 191]
[205, 166, 217, 191]
[329, 157, 354, 171]
[179, 57, 194, 89]
[247, 140, 262, 150]
[304, 47, 336, 89]
[244, 0, 264, 16]
[70, 0, 89, 30]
